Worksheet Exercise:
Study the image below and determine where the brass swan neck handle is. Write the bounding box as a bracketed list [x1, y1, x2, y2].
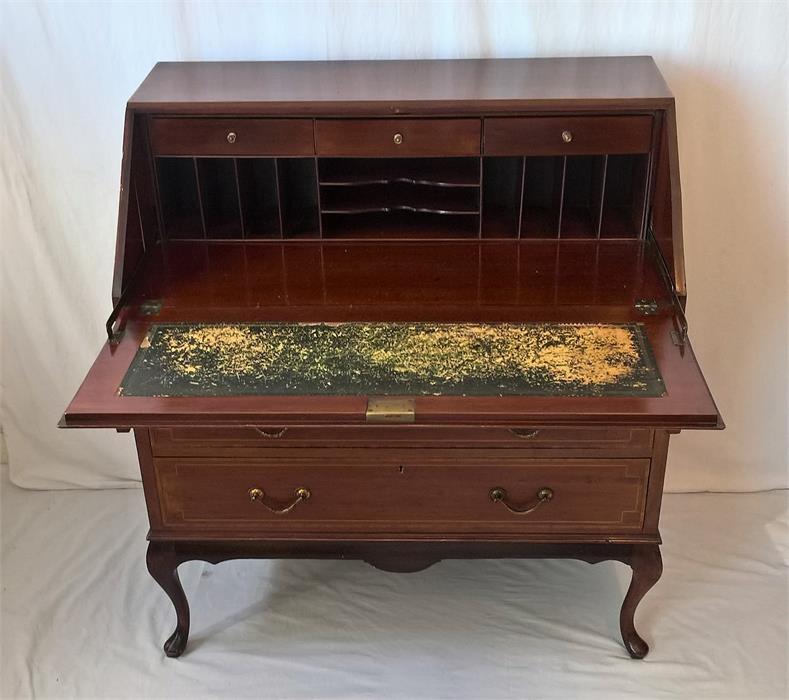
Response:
[248, 486, 310, 514]
[489, 487, 554, 515]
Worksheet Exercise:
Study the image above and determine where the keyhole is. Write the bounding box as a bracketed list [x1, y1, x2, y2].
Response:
[398, 465, 405, 474]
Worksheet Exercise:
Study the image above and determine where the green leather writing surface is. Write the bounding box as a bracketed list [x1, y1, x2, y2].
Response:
[120, 322, 664, 397]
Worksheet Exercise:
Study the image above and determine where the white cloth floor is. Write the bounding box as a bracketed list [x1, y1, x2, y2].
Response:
[2, 465, 787, 700]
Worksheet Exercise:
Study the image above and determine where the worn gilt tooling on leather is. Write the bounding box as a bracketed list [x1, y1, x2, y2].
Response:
[120, 322, 664, 397]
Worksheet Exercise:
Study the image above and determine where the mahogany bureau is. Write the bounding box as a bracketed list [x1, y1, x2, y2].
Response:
[62, 57, 722, 659]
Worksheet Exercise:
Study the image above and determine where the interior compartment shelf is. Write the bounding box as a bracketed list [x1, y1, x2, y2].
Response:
[319, 157, 480, 187]
[321, 211, 480, 239]
[321, 182, 479, 215]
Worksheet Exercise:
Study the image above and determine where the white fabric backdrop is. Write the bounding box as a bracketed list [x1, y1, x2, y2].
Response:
[1, 1, 787, 491]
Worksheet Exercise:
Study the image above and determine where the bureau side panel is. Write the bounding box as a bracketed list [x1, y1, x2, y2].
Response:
[643, 429, 670, 534]
[134, 428, 164, 530]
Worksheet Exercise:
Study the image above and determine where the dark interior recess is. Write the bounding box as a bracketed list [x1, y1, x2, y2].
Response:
[559, 156, 605, 238]
[196, 159, 243, 239]
[236, 158, 281, 238]
[600, 155, 649, 238]
[278, 158, 321, 238]
[157, 158, 202, 239]
[521, 156, 564, 238]
[481, 157, 522, 238]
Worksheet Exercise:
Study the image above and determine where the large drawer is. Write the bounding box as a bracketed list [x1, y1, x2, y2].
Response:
[149, 426, 653, 457]
[149, 118, 314, 156]
[484, 116, 653, 155]
[154, 455, 649, 534]
[315, 119, 481, 156]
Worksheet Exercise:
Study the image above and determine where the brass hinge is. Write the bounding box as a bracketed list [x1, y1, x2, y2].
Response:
[644, 226, 688, 351]
[365, 397, 415, 423]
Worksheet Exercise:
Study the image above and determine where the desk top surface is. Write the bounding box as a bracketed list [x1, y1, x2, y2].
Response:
[129, 57, 673, 113]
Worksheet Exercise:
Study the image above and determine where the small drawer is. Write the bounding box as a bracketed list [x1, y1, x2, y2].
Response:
[154, 455, 649, 535]
[149, 118, 314, 156]
[149, 427, 653, 457]
[315, 119, 481, 156]
[484, 116, 653, 156]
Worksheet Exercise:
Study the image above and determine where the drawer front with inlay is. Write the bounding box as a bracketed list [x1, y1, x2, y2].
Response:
[149, 426, 653, 457]
[154, 455, 649, 534]
[315, 119, 481, 156]
[149, 118, 315, 156]
[484, 116, 653, 156]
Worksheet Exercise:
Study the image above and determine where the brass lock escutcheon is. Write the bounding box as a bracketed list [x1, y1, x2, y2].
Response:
[366, 397, 415, 423]
[226, 131, 237, 144]
[490, 486, 554, 515]
[393, 132, 404, 145]
[248, 486, 310, 514]
[561, 130, 573, 143]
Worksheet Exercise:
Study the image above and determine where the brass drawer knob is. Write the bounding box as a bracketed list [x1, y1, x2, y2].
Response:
[561, 130, 573, 143]
[248, 486, 310, 514]
[226, 131, 237, 144]
[490, 486, 553, 515]
[393, 132, 403, 145]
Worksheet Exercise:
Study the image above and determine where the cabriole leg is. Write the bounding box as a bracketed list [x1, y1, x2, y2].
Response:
[146, 542, 190, 658]
[620, 544, 663, 659]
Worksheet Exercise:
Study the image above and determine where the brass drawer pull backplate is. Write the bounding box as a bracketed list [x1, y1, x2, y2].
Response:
[490, 486, 554, 515]
[248, 486, 311, 514]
